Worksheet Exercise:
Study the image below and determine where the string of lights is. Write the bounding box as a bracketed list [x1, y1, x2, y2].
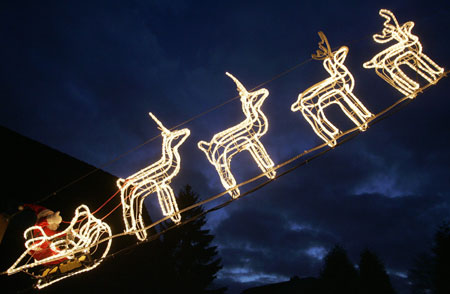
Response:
[5, 69, 445, 285]
[0, 71, 450, 288]
[292, 31, 374, 147]
[6, 8, 442, 219]
[117, 113, 190, 241]
[8, 58, 312, 216]
[2, 68, 447, 279]
[12, 69, 443, 271]
[6, 205, 112, 288]
[2, 9, 448, 287]
[198, 72, 276, 199]
[43, 70, 448, 272]
[363, 9, 444, 98]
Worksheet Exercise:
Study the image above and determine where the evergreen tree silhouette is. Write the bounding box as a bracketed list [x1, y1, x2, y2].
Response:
[409, 222, 450, 294]
[409, 252, 434, 294]
[319, 245, 359, 294]
[160, 185, 226, 294]
[359, 249, 396, 294]
[433, 222, 450, 294]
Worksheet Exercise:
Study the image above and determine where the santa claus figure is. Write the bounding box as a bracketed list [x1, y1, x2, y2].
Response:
[21, 204, 66, 265]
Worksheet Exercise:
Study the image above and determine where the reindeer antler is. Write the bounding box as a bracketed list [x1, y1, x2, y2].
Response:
[226, 72, 248, 96]
[149, 112, 170, 134]
[312, 31, 333, 60]
[379, 9, 400, 30]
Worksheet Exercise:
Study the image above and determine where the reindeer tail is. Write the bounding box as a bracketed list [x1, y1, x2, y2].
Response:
[363, 59, 376, 69]
[116, 178, 126, 189]
[291, 93, 305, 112]
[197, 140, 211, 153]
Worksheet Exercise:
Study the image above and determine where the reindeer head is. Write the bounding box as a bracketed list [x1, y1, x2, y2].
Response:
[373, 9, 415, 44]
[149, 112, 190, 150]
[225, 72, 269, 109]
[312, 32, 349, 78]
[323, 46, 349, 77]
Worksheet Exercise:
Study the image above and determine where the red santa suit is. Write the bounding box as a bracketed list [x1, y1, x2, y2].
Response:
[23, 204, 67, 265]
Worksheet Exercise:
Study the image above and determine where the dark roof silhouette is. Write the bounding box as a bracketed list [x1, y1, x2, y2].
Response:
[0, 125, 156, 293]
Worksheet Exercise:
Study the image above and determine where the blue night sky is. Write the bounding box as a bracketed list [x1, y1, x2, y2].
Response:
[1, 1, 449, 293]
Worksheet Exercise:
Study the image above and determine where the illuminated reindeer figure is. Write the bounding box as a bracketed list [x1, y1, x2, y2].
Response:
[198, 72, 276, 199]
[117, 113, 190, 241]
[291, 32, 373, 147]
[363, 9, 444, 98]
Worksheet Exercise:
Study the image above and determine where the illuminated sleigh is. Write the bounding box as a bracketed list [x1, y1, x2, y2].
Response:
[7, 205, 112, 289]
[198, 72, 276, 198]
[363, 9, 444, 98]
[117, 113, 190, 241]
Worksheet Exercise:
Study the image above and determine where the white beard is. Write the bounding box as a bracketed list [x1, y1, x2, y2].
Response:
[47, 222, 59, 231]
[46, 211, 62, 231]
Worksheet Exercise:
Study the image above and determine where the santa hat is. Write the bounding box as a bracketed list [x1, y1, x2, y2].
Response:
[23, 204, 54, 219]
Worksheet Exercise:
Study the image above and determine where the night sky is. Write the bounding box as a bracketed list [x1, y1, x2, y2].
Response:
[1, 1, 450, 293]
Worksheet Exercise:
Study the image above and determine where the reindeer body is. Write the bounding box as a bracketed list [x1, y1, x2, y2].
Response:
[292, 32, 373, 147]
[198, 73, 275, 199]
[363, 9, 444, 98]
[117, 113, 190, 241]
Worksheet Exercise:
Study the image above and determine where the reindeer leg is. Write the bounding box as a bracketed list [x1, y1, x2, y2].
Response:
[119, 182, 134, 233]
[125, 180, 157, 241]
[248, 139, 276, 179]
[392, 56, 421, 97]
[417, 53, 444, 81]
[217, 152, 240, 198]
[317, 92, 343, 146]
[157, 183, 181, 223]
[135, 195, 149, 241]
[132, 188, 152, 241]
[373, 61, 416, 97]
[403, 52, 443, 84]
[374, 67, 408, 95]
[339, 89, 373, 131]
[301, 105, 338, 147]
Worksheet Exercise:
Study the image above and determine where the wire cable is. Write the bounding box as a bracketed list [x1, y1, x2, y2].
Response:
[4, 58, 313, 222]
[90, 70, 450, 247]
[6, 7, 446, 222]
[0, 70, 448, 278]
[89, 70, 449, 265]
[60, 180, 134, 224]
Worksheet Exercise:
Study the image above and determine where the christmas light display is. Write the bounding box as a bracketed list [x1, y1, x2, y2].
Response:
[3, 8, 449, 290]
[292, 32, 373, 147]
[7, 205, 112, 289]
[117, 113, 190, 241]
[198, 72, 276, 198]
[363, 9, 444, 98]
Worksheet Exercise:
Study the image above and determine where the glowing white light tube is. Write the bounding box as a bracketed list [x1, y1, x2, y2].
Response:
[363, 9, 444, 98]
[7, 205, 112, 289]
[117, 113, 190, 241]
[198, 72, 276, 198]
[292, 32, 373, 147]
